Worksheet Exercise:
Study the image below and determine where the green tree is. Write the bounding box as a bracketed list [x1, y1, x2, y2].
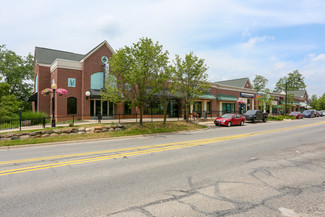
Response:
[0, 95, 21, 120]
[318, 93, 325, 110]
[152, 65, 174, 126]
[102, 37, 169, 126]
[309, 94, 318, 109]
[256, 88, 273, 112]
[0, 44, 34, 110]
[253, 75, 268, 92]
[274, 70, 306, 92]
[173, 52, 210, 122]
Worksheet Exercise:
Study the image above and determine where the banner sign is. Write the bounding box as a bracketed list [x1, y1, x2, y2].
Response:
[240, 92, 254, 98]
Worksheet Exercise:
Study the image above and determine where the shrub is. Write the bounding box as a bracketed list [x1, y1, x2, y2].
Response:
[21, 111, 49, 125]
[267, 115, 284, 121]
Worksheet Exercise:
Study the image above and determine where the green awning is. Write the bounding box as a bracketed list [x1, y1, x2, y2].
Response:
[197, 92, 215, 100]
[216, 94, 238, 101]
[275, 105, 282, 108]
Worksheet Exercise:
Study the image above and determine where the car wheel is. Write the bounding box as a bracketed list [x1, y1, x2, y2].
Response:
[263, 118, 267, 122]
[240, 121, 244, 126]
[227, 121, 231, 127]
[252, 118, 256, 123]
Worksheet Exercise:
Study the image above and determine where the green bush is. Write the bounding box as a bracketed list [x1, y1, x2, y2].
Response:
[267, 115, 284, 121]
[21, 111, 49, 125]
[285, 115, 297, 120]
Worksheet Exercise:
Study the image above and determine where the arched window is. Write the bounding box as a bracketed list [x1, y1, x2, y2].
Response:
[91, 72, 104, 90]
[67, 97, 77, 114]
[35, 74, 38, 93]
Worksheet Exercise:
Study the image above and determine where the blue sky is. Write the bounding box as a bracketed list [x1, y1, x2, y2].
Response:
[1, 0, 325, 97]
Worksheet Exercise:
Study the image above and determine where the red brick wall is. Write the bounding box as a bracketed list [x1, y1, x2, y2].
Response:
[82, 44, 115, 117]
[37, 65, 51, 115]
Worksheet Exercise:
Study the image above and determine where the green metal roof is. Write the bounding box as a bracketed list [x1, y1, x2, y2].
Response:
[216, 94, 238, 101]
[197, 92, 215, 100]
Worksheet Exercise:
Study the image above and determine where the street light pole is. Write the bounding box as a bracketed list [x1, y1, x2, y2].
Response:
[285, 80, 288, 118]
[51, 83, 57, 127]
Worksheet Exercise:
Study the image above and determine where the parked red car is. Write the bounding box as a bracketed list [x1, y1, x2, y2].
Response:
[214, 114, 246, 127]
[289, 112, 303, 119]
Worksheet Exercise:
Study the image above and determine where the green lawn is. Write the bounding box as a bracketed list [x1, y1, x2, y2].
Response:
[0, 121, 207, 147]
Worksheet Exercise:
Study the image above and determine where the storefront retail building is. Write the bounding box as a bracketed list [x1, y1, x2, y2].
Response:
[29, 41, 309, 119]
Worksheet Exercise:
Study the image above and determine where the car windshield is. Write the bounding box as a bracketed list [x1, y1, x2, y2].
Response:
[221, 114, 233, 118]
[290, 112, 298, 115]
[303, 110, 311, 114]
[245, 110, 257, 114]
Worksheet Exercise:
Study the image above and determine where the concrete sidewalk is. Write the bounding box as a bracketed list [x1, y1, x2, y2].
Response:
[0, 117, 216, 133]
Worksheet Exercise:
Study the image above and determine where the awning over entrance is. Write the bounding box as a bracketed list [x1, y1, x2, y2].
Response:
[90, 89, 102, 98]
[299, 102, 307, 107]
[28, 92, 37, 101]
[216, 94, 238, 101]
[197, 92, 215, 100]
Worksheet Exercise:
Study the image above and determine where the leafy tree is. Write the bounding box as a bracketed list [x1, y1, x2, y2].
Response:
[318, 93, 325, 110]
[253, 75, 268, 92]
[0, 44, 34, 110]
[173, 52, 210, 122]
[0, 95, 21, 120]
[102, 37, 169, 126]
[309, 94, 318, 109]
[273, 70, 306, 92]
[256, 88, 273, 112]
[151, 65, 174, 126]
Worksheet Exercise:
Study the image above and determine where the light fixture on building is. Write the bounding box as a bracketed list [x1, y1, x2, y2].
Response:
[85, 91, 91, 99]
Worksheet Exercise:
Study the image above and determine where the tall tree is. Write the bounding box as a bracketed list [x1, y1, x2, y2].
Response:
[102, 37, 169, 126]
[273, 70, 306, 92]
[152, 65, 174, 126]
[253, 75, 268, 92]
[309, 94, 318, 109]
[0, 44, 34, 110]
[173, 52, 210, 122]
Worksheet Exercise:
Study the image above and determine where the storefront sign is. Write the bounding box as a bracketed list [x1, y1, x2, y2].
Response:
[240, 92, 254, 98]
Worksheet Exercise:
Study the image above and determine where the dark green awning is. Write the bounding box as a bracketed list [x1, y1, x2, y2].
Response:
[216, 94, 238, 101]
[197, 92, 215, 100]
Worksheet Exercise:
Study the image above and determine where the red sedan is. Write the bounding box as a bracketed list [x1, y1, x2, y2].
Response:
[289, 112, 303, 119]
[214, 113, 246, 127]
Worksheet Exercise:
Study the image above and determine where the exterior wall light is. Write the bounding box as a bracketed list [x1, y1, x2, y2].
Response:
[85, 91, 91, 99]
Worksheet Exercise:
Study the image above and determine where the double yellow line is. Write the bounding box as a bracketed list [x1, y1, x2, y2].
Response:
[1, 121, 324, 177]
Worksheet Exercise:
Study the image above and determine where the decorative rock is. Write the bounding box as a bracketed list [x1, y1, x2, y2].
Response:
[94, 130, 102, 133]
[102, 128, 108, 132]
[78, 132, 85, 135]
[94, 126, 103, 130]
[71, 128, 78, 133]
[78, 127, 85, 132]
[104, 125, 111, 129]
[115, 128, 122, 131]
[32, 135, 41, 138]
[30, 131, 41, 136]
[50, 133, 59, 137]
[86, 127, 95, 132]
[109, 128, 115, 132]
[11, 136, 20, 140]
[111, 125, 118, 129]
[42, 134, 50, 138]
[52, 129, 62, 134]
[61, 133, 69, 136]
[20, 135, 31, 139]
[62, 129, 71, 134]
[4, 133, 15, 138]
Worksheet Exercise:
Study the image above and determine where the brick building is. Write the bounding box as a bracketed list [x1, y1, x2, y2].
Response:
[29, 41, 308, 119]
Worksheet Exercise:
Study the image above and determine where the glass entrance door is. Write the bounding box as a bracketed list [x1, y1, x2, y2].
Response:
[90, 100, 114, 118]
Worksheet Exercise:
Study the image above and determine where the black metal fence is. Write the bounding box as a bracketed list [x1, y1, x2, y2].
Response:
[1, 110, 282, 132]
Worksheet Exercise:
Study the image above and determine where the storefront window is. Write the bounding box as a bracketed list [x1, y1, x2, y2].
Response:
[67, 97, 77, 114]
[222, 103, 235, 114]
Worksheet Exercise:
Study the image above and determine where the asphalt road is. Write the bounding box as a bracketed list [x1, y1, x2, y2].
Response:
[0, 118, 325, 217]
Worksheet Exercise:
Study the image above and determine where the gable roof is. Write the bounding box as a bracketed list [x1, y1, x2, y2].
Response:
[35, 47, 84, 65]
[215, 77, 251, 89]
[81, 40, 115, 62]
[287, 90, 308, 98]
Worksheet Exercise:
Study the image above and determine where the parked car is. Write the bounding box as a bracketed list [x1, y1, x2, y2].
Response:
[316, 111, 323, 117]
[302, 110, 315, 118]
[313, 110, 319, 117]
[214, 113, 245, 127]
[289, 112, 303, 119]
[320, 111, 325, 116]
[243, 110, 268, 122]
